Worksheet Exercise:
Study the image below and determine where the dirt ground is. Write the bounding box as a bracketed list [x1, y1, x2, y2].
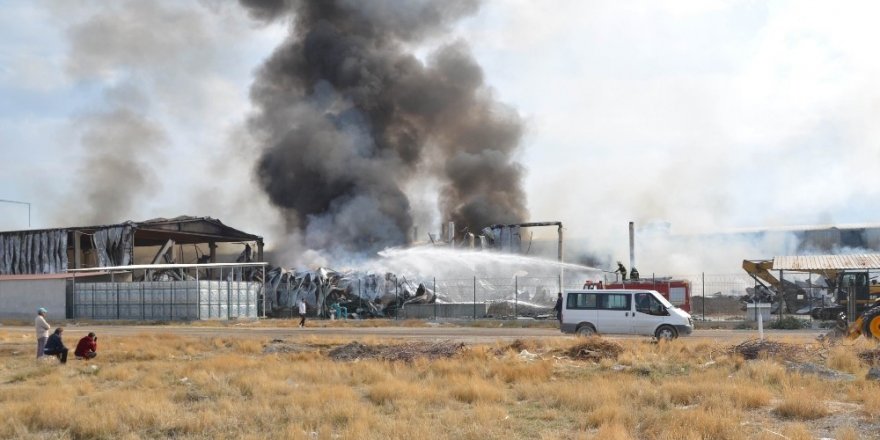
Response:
[0, 323, 825, 344]
[2, 321, 879, 439]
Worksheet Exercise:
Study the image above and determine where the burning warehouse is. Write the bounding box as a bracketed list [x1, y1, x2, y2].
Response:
[0, 216, 265, 320]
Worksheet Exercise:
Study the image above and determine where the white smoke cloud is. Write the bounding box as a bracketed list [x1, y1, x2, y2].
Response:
[456, 0, 880, 273]
[4, 0, 880, 275]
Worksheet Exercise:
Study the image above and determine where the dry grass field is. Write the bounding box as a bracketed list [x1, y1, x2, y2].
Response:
[1, 329, 879, 439]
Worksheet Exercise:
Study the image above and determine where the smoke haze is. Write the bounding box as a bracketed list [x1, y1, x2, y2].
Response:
[44, 1, 286, 232]
[6, 2, 880, 275]
[241, 0, 529, 258]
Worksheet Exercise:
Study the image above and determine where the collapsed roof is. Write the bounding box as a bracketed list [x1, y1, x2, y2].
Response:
[0, 216, 264, 275]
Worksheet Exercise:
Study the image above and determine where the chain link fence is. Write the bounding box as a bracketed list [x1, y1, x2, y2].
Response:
[398, 272, 773, 321]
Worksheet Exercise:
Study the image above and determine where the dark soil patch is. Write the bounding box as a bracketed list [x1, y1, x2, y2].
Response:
[327, 341, 466, 363]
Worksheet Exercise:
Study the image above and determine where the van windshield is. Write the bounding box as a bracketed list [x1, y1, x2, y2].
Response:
[650, 291, 674, 308]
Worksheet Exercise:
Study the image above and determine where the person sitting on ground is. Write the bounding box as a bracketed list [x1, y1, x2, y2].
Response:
[44, 327, 68, 364]
[74, 332, 98, 360]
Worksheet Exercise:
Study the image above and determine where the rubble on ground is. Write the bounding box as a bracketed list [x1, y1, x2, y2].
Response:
[263, 266, 557, 320]
[264, 268, 436, 319]
[564, 338, 624, 362]
[741, 277, 833, 315]
[857, 348, 880, 365]
[784, 361, 855, 381]
[497, 339, 533, 353]
[729, 339, 809, 361]
[327, 341, 466, 363]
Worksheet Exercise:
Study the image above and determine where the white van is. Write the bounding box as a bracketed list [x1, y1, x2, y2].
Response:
[560, 289, 693, 339]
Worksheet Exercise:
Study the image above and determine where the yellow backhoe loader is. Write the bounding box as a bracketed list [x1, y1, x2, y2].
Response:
[742, 259, 880, 339]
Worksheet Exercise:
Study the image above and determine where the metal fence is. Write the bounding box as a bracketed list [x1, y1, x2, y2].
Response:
[72, 280, 260, 320]
[397, 273, 765, 320]
[67, 262, 267, 321]
[399, 276, 586, 320]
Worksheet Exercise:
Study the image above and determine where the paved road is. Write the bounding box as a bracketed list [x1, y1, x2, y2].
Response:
[0, 325, 826, 344]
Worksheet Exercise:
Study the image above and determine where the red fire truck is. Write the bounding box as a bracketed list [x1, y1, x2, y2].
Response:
[583, 279, 692, 312]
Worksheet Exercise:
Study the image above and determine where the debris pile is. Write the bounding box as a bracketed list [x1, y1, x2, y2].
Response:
[784, 361, 855, 381]
[858, 348, 880, 365]
[503, 339, 533, 353]
[264, 265, 561, 319]
[265, 268, 436, 319]
[729, 339, 808, 361]
[565, 339, 624, 362]
[327, 341, 466, 363]
[493, 338, 541, 356]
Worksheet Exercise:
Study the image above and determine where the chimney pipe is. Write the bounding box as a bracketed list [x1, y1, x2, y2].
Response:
[628, 221, 635, 271]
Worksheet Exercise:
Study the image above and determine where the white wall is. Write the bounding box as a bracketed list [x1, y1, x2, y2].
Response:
[0, 279, 67, 320]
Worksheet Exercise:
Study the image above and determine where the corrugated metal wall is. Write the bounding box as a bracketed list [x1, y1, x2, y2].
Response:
[73, 280, 259, 320]
[0, 230, 68, 275]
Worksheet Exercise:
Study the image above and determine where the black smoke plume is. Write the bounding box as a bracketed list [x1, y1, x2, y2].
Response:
[242, 0, 528, 256]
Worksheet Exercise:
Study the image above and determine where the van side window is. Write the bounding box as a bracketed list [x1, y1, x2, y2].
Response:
[599, 293, 630, 310]
[567, 292, 597, 309]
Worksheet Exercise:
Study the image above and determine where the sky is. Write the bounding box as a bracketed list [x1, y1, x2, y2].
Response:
[1, 0, 879, 272]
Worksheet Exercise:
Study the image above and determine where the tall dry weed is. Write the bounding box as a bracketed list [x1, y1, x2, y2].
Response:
[827, 345, 864, 374]
[834, 426, 860, 440]
[590, 423, 634, 440]
[584, 403, 635, 429]
[640, 407, 743, 440]
[774, 388, 829, 420]
[448, 375, 504, 404]
[2, 332, 878, 438]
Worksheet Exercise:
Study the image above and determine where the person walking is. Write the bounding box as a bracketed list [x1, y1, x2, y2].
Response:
[553, 292, 563, 324]
[35, 307, 50, 359]
[75, 332, 98, 360]
[297, 297, 307, 328]
[44, 327, 68, 364]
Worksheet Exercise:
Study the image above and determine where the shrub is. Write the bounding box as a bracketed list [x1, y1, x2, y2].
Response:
[769, 316, 805, 330]
[774, 389, 829, 420]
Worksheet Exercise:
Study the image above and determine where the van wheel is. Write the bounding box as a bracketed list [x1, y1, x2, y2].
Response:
[576, 325, 596, 337]
[655, 325, 678, 340]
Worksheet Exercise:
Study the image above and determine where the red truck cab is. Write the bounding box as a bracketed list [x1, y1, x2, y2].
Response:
[584, 279, 691, 312]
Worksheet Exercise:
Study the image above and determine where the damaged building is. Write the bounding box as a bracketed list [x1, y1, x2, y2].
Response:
[0, 216, 266, 320]
[0, 216, 264, 275]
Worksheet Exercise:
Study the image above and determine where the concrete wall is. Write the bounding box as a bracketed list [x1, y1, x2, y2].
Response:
[0, 279, 67, 320]
[401, 302, 489, 319]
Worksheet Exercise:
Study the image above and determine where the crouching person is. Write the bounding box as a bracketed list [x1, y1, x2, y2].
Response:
[44, 328, 68, 364]
[75, 332, 98, 360]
